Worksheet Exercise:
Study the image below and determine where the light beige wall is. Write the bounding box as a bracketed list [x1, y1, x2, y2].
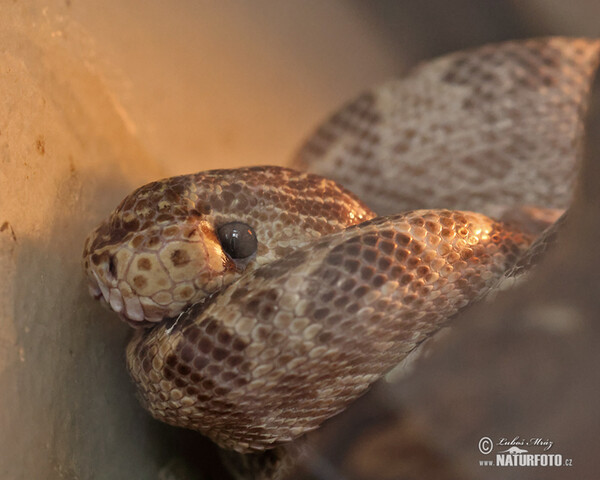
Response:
[67, 0, 405, 174]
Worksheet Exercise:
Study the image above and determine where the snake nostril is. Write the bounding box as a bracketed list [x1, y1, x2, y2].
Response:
[107, 254, 118, 279]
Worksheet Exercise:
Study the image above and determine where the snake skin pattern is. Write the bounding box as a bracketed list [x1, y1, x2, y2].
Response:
[293, 37, 600, 216]
[82, 37, 599, 477]
[125, 208, 529, 452]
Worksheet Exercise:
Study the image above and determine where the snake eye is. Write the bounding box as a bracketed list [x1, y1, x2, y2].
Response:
[217, 222, 258, 260]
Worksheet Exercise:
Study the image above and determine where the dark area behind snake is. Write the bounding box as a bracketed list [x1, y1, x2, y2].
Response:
[82, 38, 600, 478]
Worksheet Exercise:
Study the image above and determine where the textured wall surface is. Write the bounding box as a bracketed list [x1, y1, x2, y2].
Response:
[1, 1, 599, 480]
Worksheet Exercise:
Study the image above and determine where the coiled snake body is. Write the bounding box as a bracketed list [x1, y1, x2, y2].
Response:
[82, 38, 600, 468]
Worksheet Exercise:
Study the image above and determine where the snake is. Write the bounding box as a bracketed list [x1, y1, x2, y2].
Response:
[82, 38, 599, 477]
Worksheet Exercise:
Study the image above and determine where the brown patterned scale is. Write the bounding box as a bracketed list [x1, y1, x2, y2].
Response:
[82, 37, 600, 476]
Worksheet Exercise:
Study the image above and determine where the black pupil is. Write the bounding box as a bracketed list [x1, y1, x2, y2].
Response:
[217, 222, 258, 259]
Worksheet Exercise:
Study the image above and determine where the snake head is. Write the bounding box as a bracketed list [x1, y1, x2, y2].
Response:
[82, 167, 373, 326]
[82, 176, 242, 325]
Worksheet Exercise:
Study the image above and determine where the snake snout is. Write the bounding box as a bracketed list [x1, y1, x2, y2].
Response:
[83, 218, 245, 326]
[83, 249, 130, 316]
